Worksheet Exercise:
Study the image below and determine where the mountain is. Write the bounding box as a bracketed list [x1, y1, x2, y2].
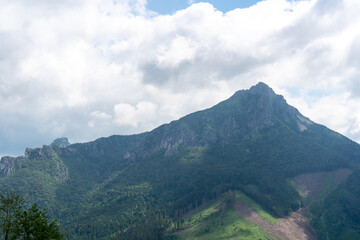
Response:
[1, 82, 360, 239]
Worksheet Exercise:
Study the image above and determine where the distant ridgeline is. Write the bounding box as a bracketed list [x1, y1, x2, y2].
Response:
[1, 82, 360, 239]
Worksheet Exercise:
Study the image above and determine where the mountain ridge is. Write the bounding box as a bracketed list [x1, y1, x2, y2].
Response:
[60, 82, 313, 157]
[1, 82, 353, 162]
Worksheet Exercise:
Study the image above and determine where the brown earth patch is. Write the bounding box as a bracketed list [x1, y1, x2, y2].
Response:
[294, 168, 352, 202]
[234, 200, 316, 240]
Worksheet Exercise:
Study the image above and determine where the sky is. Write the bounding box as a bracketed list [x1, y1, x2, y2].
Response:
[147, 0, 265, 14]
[1, 0, 360, 156]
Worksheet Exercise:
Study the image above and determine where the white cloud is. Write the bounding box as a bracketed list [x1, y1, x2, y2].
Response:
[2, 0, 360, 155]
[91, 111, 112, 120]
[114, 101, 158, 127]
[156, 35, 196, 68]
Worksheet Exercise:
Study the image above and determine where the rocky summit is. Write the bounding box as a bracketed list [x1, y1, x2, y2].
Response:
[50, 137, 71, 148]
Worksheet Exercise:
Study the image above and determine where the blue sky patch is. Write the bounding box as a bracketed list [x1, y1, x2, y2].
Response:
[147, 0, 265, 15]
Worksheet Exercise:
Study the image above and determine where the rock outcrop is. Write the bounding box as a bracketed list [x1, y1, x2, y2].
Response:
[50, 137, 71, 148]
[0, 156, 25, 177]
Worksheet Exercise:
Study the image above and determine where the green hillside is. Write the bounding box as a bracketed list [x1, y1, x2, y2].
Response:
[167, 191, 277, 240]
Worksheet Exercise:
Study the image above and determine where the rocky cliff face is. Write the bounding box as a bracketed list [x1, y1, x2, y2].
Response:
[0, 146, 68, 182]
[0, 156, 25, 177]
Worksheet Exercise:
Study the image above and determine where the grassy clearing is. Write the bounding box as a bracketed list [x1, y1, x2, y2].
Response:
[235, 191, 278, 223]
[170, 208, 276, 240]
[166, 191, 278, 240]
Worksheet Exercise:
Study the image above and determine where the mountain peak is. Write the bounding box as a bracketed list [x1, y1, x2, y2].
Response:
[249, 82, 275, 96]
[50, 137, 70, 148]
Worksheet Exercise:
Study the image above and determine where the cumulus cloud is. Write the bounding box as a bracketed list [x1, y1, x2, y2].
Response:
[114, 101, 158, 127]
[1, 0, 360, 155]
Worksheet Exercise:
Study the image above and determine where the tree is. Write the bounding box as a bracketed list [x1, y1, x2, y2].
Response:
[19, 204, 64, 240]
[0, 191, 64, 240]
[0, 191, 24, 240]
